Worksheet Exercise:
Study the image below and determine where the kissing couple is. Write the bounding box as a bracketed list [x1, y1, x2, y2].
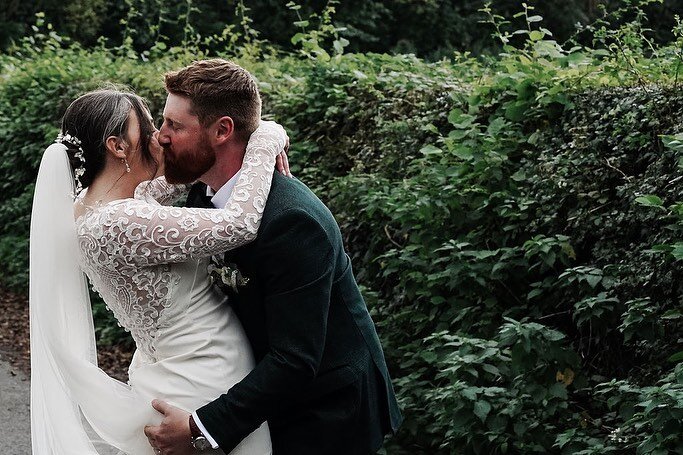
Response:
[29, 59, 402, 454]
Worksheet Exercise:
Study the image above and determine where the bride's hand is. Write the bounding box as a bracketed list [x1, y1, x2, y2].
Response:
[276, 148, 291, 177]
[253, 120, 293, 177]
[150, 130, 166, 179]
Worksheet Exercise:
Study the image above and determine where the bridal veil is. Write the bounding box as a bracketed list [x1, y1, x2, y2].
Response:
[30, 143, 158, 454]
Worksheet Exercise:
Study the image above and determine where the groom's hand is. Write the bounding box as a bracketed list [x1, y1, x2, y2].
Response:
[143, 400, 193, 455]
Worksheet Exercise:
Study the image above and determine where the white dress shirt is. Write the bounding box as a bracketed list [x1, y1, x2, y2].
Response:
[207, 171, 240, 208]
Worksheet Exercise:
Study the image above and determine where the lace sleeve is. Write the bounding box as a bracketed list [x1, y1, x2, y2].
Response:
[85, 121, 286, 266]
[134, 176, 190, 205]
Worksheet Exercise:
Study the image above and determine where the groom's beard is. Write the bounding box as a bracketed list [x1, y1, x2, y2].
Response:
[163, 134, 215, 184]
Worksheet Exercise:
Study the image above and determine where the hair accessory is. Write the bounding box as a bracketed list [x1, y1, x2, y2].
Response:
[55, 132, 86, 197]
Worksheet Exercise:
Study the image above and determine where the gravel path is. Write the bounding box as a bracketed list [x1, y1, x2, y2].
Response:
[0, 357, 31, 454]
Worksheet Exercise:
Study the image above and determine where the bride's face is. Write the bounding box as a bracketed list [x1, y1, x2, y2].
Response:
[125, 108, 164, 180]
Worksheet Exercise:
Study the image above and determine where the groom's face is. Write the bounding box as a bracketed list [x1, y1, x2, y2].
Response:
[158, 93, 215, 184]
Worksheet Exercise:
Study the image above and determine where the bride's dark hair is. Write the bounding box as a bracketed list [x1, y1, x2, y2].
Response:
[60, 88, 157, 188]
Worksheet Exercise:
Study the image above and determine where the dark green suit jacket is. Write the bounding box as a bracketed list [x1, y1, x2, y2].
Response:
[187, 172, 402, 454]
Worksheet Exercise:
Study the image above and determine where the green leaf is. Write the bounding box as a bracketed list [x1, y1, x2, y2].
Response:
[290, 33, 306, 44]
[668, 351, 683, 363]
[420, 145, 442, 156]
[333, 38, 349, 55]
[481, 363, 500, 376]
[448, 109, 474, 128]
[585, 274, 602, 288]
[548, 382, 568, 399]
[473, 400, 492, 422]
[555, 429, 575, 448]
[528, 288, 543, 299]
[529, 30, 544, 41]
[505, 101, 528, 122]
[661, 310, 683, 320]
[671, 243, 683, 260]
[420, 351, 437, 363]
[461, 387, 478, 401]
[635, 195, 664, 208]
[452, 146, 473, 160]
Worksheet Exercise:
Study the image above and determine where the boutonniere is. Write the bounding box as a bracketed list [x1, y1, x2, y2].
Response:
[208, 256, 250, 293]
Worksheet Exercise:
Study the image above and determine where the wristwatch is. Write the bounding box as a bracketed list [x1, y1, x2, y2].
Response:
[189, 415, 212, 451]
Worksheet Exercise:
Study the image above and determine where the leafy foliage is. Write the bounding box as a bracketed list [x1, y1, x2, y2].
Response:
[4, 0, 683, 59]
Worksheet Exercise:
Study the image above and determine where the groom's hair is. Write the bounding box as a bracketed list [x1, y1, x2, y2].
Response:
[164, 59, 261, 142]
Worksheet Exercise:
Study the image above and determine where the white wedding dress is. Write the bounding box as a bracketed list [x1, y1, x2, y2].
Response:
[29, 122, 284, 455]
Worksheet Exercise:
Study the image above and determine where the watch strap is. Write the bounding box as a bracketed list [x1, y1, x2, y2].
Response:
[189, 415, 203, 439]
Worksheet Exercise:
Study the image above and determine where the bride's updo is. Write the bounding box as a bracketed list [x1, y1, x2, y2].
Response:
[59, 88, 157, 188]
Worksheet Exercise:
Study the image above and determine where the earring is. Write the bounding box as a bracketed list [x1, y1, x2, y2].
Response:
[122, 158, 131, 173]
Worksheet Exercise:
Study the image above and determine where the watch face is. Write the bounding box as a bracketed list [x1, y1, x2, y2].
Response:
[193, 436, 211, 451]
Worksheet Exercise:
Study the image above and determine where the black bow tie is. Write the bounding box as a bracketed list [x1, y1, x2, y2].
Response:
[188, 183, 215, 208]
[201, 193, 214, 207]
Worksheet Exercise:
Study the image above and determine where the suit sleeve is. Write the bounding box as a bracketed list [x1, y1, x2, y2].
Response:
[195, 207, 336, 452]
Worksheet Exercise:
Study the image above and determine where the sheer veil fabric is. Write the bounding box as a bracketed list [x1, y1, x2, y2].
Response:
[30, 143, 158, 454]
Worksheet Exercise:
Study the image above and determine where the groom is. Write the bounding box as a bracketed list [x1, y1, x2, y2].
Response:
[144, 59, 402, 454]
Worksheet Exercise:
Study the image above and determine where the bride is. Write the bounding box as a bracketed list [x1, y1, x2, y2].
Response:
[30, 88, 288, 454]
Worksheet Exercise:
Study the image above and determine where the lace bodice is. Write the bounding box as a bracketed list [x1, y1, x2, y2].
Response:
[75, 122, 285, 357]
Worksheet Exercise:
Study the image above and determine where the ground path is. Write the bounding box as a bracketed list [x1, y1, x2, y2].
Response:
[0, 358, 30, 454]
[0, 290, 31, 454]
[0, 289, 132, 454]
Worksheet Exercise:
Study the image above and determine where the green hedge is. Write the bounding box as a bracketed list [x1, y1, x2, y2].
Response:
[1, 30, 682, 453]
